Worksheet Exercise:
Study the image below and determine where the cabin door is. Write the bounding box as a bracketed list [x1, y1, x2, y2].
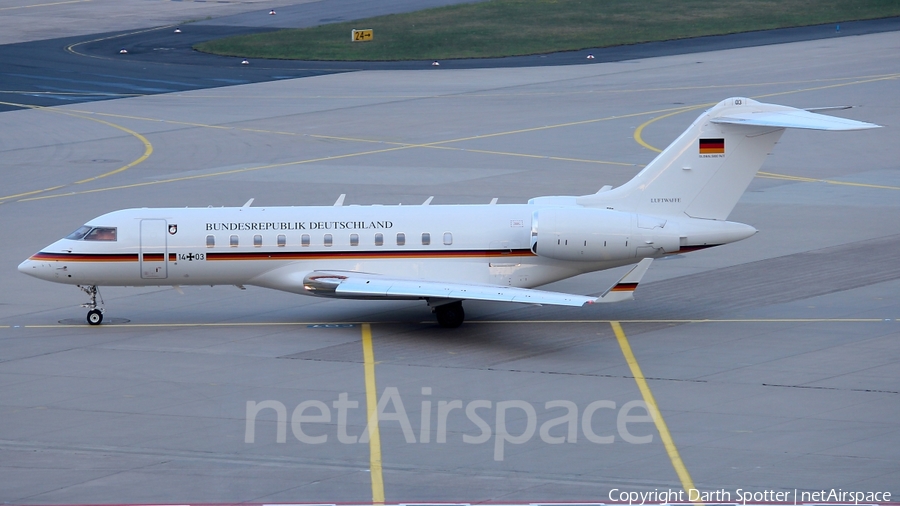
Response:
[140, 219, 168, 279]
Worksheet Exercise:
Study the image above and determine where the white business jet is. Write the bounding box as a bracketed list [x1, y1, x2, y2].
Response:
[19, 98, 879, 327]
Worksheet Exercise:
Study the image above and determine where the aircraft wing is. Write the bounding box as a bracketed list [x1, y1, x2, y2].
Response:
[301, 258, 653, 306]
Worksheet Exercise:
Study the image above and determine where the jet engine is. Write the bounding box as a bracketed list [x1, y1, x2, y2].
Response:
[530, 207, 680, 262]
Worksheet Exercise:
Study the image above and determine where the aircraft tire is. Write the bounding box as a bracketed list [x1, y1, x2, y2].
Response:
[435, 301, 464, 328]
[87, 309, 103, 325]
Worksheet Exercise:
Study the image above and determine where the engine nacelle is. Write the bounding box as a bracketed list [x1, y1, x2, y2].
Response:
[531, 207, 680, 262]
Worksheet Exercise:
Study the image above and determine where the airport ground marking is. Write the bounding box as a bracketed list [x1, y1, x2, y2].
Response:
[632, 104, 706, 152]
[0, 100, 153, 202]
[9, 71, 898, 201]
[166, 72, 899, 100]
[604, 72, 900, 95]
[61, 109, 635, 168]
[17, 143, 422, 202]
[0, 0, 90, 11]
[755, 171, 900, 191]
[15, 104, 699, 201]
[66, 24, 179, 60]
[424, 144, 636, 167]
[611, 321, 700, 502]
[361, 323, 386, 504]
[753, 72, 900, 102]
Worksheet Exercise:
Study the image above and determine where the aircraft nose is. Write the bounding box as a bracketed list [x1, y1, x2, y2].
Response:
[18, 258, 37, 276]
[18, 257, 51, 280]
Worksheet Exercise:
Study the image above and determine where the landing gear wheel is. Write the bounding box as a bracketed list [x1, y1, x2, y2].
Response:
[87, 309, 103, 325]
[434, 301, 465, 328]
[80, 285, 105, 325]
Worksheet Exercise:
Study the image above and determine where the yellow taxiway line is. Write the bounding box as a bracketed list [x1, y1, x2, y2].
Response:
[0, 101, 153, 202]
[611, 321, 700, 503]
[361, 323, 386, 504]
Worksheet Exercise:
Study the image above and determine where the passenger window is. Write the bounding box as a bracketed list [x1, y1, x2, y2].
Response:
[443, 232, 453, 245]
[375, 233, 383, 246]
[253, 234, 262, 247]
[397, 233, 406, 246]
[422, 232, 431, 245]
[206, 235, 215, 248]
[84, 227, 117, 241]
[277, 234, 286, 247]
[301, 234, 310, 247]
[350, 233, 359, 246]
[65, 226, 92, 240]
[230, 235, 239, 247]
[324, 234, 333, 247]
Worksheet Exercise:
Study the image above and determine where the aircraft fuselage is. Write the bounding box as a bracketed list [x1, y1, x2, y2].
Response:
[21, 204, 725, 294]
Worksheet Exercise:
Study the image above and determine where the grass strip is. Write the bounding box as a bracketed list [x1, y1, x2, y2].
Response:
[195, 0, 900, 61]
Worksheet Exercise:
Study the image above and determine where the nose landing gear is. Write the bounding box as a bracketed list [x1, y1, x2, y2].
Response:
[79, 285, 104, 325]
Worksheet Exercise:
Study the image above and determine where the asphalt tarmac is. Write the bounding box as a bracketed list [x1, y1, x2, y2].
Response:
[1, 1, 899, 504]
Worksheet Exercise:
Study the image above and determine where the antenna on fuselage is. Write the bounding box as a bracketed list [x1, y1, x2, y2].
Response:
[422, 196, 434, 205]
[333, 194, 346, 206]
[242, 198, 254, 208]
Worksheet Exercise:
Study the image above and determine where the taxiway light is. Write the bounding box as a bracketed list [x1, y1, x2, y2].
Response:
[119, 48, 128, 54]
[241, 59, 250, 65]
[431, 61, 440, 66]
[174, 28, 182, 33]
[586, 54, 595, 59]
[269, 9, 276, 15]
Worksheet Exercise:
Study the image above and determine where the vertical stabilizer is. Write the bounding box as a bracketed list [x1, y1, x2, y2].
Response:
[577, 97, 879, 220]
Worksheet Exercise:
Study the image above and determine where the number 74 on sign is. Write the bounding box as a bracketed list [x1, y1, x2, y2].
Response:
[352, 29, 373, 42]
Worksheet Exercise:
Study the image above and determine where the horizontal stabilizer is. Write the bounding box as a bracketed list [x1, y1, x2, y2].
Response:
[712, 109, 880, 131]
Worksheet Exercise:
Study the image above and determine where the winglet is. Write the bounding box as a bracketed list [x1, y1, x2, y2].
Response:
[595, 258, 653, 303]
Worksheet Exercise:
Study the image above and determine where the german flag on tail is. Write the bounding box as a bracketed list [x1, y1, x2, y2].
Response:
[699, 138, 725, 154]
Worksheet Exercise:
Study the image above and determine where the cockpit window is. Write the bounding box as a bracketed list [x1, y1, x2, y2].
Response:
[65, 226, 92, 240]
[84, 227, 117, 241]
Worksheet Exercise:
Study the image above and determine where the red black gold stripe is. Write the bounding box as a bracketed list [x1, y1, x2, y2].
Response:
[31, 249, 537, 263]
[139, 253, 176, 262]
[205, 248, 537, 261]
[30, 252, 138, 262]
[699, 138, 725, 154]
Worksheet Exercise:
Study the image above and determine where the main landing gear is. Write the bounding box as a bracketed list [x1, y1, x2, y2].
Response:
[433, 300, 465, 328]
[79, 285, 104, 325]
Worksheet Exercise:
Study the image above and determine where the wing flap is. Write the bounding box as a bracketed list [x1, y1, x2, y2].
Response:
[334, 276, 595, 306]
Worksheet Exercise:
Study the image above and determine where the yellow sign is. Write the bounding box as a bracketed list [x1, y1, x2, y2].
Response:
[351, 29, 373, 42]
